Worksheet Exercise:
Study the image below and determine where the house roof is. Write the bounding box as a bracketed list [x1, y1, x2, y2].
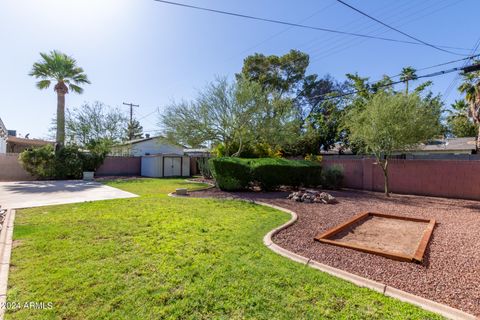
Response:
[118, 136, 157, 145]
[414, 137, 476, 152]
[321, 137, 477, 156]
[114, 136, 187, 149]
[7, 136, 54, 146]
[184, 148, 211, 155]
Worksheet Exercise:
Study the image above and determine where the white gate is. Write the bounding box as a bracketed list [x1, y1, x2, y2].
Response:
[163, 157, 182, 177]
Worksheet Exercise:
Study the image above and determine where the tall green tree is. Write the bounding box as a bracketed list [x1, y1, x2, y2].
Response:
[400, 66, 418, 94]
[161, 77, 271, 156]
[458, 64, 480, 146]
[345, 92, 441, 196]
[446, 100, 477, 137]
[238, 49, 309, 99]
[29, 50, 90, 147]
[65, 101, 128, 146]
[125, 119, 144, 141]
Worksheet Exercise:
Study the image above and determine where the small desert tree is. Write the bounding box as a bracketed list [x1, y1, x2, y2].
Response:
[345, 92, 441, 196]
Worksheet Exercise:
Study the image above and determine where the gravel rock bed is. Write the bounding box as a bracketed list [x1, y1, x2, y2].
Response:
[191, 188, 480, 316]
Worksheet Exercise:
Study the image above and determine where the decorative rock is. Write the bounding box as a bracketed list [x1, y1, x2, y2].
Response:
[176, 188, 188, 196]
[287, 190, 337, 204]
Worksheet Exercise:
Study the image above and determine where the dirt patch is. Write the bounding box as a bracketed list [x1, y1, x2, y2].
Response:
[12, 240, 23, 249]
[191, 187, 480, 316]
[327, 215, 429, 257]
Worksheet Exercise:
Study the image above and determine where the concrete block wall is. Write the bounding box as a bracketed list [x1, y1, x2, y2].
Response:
[323, 158, 480, 200]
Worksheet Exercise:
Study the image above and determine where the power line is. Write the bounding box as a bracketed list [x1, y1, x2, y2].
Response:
[152, 0, 467, 52]
[137, 107, 160, 120]
[122, 102, 140, 124]
[442, 37, 480, 103]
[309, 0, 469, 64]
[334, 0, 466, 56]
[123, 102, 140, 140]
[308, 63, 480, 102]
[228, 1, 336, 62]
[389, 53, 480, 78]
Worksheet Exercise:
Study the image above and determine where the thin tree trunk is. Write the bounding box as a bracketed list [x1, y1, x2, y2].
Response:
[477, 125, 480, 151]
[232, 134, 243, 157]
[381, 159, 389, 197]
[56, 91, 66, 148]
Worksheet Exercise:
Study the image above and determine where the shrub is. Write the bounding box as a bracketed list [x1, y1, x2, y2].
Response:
[209, 157, 252, 191]
[80, 152, 106, 172]
[19, 144, 106, 180]
[322, 165, 344, 189]
[304, 154, 322, 163]
[198, 157, 213, 179]
[209, 157, 322, 191]
[251, 158, 322, 191]
[55, 145, 84, 179]
[19, 145, 56, 179]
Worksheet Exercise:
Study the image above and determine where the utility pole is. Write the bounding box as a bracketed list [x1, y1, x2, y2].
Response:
[123, 102, 139, 140]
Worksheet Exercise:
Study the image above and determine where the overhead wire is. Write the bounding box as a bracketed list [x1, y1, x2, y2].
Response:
[309, 0, 469, 63]
[152, 0, 467, 52]
[305, 63, 480, 102]
[334, 0, 466, 56]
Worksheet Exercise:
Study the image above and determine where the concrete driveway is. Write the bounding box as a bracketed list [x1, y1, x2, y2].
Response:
[0, 180, 138, 209]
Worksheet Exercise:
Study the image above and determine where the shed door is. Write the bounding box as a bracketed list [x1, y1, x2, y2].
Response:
[164, 157, 181, 177]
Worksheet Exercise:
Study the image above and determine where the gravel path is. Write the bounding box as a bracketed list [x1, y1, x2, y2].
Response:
[191, 188, 480, 316]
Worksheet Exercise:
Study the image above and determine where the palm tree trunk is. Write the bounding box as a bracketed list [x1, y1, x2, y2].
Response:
[56, 90, 66, 148]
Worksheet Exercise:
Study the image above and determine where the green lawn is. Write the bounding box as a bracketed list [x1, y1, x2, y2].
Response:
[6, 178, 440, 319]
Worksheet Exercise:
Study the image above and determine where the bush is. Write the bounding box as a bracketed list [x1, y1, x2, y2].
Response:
[55, 146, 84, 179]
[209, 157, 322, 191]
[209, 157, 252, 191]
[322, 165, 344, 189]
[304, 154, 322, 163]
[19, 145, 56, 179]
[80, 152, 106, 172]
[198, 157, 213, 179]
[19, 145, 106, 180]
[251, 158, 322, 191]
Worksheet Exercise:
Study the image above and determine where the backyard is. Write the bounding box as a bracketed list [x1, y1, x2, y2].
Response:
[5, 178, 440, 319]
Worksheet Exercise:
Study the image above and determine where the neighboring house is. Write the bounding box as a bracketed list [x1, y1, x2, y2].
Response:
[6, 136, 54, 153]
[404, 137, 477, 155]
[0, 118, 7, 154]
[321, 137, 477, 158]
[110, 135, 185, 157]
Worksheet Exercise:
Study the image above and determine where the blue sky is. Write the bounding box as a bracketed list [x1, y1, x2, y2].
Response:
[0, 0, 478, 139]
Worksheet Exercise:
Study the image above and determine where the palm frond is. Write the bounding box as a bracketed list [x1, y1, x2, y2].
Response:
[29, 50, 90, 94]
[69, 84, 84, 94]
[36, 80, 51, 90]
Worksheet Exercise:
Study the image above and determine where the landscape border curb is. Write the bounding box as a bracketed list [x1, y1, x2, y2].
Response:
[172, 181, 477, 320]
[0, 209, 15, 320]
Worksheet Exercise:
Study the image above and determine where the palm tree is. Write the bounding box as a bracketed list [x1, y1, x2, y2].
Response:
[446, 100, 477, 137]
[458, 65, 480, 147]
[29, 50, 90, 147]
[400, 66, 418, 94]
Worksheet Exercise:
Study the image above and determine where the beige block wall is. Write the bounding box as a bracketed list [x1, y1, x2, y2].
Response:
[0, 154, 34, 181]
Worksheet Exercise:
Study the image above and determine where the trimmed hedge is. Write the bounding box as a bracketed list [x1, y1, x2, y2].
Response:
[208, 157, 252, 191]
[209, 157, 322, 191]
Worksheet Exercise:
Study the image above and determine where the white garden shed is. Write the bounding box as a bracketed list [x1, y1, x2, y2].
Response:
[141, 154, 190, 177]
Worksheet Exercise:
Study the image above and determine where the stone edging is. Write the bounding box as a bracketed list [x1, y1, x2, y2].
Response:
[257, 201, 476, 320]
[170, 182, 476, 320]
[0, 209, 15, 320]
